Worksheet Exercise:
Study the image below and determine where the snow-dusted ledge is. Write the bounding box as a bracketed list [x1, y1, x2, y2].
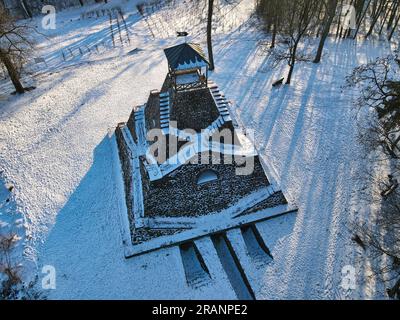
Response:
[124, 204, 297, 258]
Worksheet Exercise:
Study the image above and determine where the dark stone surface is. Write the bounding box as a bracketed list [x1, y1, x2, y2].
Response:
[142, 155, 270, 217]
[126, 107, 139, 143]
[148, 133, 195, 164]
[170, 88, 220, 132]
[144, 92, 161, 133]
[210, 121, 243, 147]
[115, 126, 134, 232]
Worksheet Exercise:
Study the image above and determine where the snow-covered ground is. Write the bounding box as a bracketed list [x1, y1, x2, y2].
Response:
[0, 0, 395, 299]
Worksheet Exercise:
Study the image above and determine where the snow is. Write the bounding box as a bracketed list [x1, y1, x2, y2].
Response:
[197, 169, 218, 185]
[211, 232, 254, 300]
[210, 34, 393, 299]
[175, 72, 199, 85]
[0, 0, 395, 299]
[179, 242, 211, 288]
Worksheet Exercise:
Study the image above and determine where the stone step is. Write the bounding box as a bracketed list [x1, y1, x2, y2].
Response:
[223, 116, 232, 122]
[213, 92, 225, 97]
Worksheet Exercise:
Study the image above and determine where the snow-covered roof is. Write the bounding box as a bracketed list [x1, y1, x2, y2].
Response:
[164, 43, 210, 71]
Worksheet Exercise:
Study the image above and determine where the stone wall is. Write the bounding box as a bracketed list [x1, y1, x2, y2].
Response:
[143, 155, 270, 217]
[115, 125, 134, 228]
[126, 107, 138, 143]
[170, 88, 220, 132]
[144, 92, 161, 133]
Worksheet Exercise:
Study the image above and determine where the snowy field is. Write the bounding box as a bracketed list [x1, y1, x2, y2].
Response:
[0, 0, 395, 299]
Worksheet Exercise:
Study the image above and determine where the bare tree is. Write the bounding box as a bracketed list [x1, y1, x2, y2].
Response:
[314, 0, 339, 63]
[277, 0, 321, 84]
[348, 55, 400, 299]
[366, 0, 389, 38]
[354, 175, 400, 299]
[0, 229, 45, 300]
[388, 8, 400, 41]
[256, 0, 283, 48]
[347, 56, 400, 158]
[207, 0, 215, 70]
[0, 6, 35, 94]
[353, 0, 371, 38]
[386, 0, 399, 29]
[0, 231, 22, 299]
[19, 0, 32, 19]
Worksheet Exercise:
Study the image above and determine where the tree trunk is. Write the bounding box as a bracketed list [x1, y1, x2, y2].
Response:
[207, 0, 215, 71]
[20, 0, 32, 18]
[355, 0, 366, 20]
[336, 0, 345, 38]
[343, 0, 356, 38]
[286, 40, 299, 85]
[0, 50, 25, 94]
[366, 0, 387, 38]
[353, 0, 371, 38]
[314, 0, 338, 63]
[386, 0, 400, 31]
[388, 11, 400, 41]
[271, 21, 277, 48]
[387, 278, 400, 299]
[378, 0, 395, 35]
